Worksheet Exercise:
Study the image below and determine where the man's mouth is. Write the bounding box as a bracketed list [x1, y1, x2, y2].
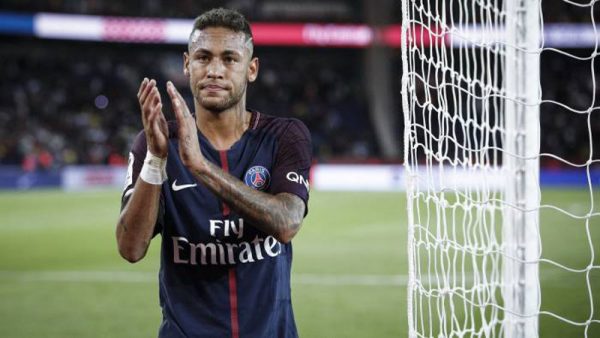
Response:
[201, 84, 227, 92]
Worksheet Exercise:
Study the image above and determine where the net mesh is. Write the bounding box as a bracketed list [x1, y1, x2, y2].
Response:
[401, 0, 599, 337]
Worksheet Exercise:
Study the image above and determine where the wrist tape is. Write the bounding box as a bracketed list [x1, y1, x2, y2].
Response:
[140, 150, 167, 185]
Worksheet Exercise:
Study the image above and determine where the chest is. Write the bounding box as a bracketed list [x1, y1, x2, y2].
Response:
[161, 131, 278, 242]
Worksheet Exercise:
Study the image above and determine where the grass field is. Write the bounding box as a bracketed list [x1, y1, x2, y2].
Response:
[0, 188, 597, 337]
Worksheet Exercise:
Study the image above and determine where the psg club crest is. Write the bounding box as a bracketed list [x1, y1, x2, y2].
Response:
[244, 166, 271, 191]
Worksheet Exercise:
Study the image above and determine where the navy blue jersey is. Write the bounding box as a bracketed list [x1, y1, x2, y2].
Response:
[121, 111, 311, 338]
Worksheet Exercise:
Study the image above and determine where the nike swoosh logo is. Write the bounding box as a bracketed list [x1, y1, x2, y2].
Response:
[172, 179, 197, 191]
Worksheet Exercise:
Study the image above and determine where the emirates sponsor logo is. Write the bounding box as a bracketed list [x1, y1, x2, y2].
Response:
[171, 218, 282, 265]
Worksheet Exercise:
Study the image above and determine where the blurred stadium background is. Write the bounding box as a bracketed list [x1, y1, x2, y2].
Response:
[0, 1, 598, 337]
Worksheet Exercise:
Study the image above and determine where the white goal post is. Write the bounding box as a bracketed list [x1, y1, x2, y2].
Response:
[401, 0, 598, 337]
[502, 0, 541, 337]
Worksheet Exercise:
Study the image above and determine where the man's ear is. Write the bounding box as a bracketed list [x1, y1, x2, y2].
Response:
[183, 52, 190, 77]
[248, 57, 259, 83]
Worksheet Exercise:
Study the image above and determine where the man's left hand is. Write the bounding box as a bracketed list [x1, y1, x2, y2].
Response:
[167, 81, 207, 174]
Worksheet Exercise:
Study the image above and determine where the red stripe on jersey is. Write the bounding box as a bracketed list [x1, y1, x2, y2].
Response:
[219, 150, 238, 338]
[228, 268, 240, 338]
[219, 151, 231, 216]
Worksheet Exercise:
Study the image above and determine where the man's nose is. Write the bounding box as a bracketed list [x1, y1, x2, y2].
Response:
[206, 59, 225, 78]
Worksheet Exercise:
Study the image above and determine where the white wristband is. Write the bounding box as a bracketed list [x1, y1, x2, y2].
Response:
[140, 150, 167, 185]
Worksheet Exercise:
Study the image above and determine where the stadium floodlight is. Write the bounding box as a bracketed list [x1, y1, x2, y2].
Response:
[402, 0, 598, 337]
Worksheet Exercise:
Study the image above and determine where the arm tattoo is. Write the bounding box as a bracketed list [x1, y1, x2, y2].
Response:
[194, 161, 305, 242]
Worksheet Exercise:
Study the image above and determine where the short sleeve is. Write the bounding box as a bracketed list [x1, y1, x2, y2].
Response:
[121, 131, 146, 203]
[269, 119, 312, 216]
[120, 130, 164, 236]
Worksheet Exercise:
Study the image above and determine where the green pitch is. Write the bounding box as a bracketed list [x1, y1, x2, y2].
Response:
[0, 189, 597, 337]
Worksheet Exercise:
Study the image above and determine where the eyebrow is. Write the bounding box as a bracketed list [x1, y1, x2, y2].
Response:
[222, 50, 243, 56]
[192, 49, 244, 57]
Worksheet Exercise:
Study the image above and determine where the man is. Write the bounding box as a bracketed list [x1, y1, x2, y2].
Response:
[116, 8, 311, 338]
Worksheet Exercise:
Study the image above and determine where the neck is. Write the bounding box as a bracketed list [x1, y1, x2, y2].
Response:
[194, 101, 251, 151]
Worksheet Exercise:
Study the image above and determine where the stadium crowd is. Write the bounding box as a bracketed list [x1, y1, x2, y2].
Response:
[540, 50, 600, 167]
[0, 39, 377, 169]
[1, 37, 597, 170]
[0, 1, 597, 170]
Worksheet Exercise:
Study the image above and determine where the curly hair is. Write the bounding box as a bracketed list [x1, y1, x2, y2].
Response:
[189, 8, 253, 55]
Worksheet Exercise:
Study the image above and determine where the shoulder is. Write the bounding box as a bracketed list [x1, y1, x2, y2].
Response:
[281, 117, 311, 143]
[130, 130, 147, 154]
[254, 112, 311, 143]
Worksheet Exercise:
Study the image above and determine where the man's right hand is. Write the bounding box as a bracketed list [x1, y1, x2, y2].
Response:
[138, 78, 169, 158]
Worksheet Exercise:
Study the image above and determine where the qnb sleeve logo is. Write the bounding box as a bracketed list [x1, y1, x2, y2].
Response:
[286, 171, 309, 191]
[244, 166, 271, 191]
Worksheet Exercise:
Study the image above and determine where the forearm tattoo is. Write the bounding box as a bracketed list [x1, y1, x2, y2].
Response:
[193, 161, 304, 240]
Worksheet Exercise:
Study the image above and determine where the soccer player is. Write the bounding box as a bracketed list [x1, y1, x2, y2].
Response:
[116, 8, 311, 338]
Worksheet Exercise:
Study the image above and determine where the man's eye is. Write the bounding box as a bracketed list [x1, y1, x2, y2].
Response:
[224, 57, 236, 64]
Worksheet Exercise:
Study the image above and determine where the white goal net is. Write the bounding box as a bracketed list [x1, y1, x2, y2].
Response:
[401, 0, 599, 337]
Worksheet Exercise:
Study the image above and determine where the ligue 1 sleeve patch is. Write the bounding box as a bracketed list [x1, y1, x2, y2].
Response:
[244, 166, 271, 191]
[123, 152, 134, 191]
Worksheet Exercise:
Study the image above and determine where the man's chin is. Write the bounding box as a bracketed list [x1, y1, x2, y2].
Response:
[199, 98, 237, 113]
